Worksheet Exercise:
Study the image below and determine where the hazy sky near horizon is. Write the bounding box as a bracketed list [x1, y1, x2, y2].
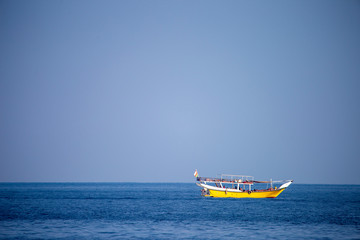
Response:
[1, 0, 360, 184]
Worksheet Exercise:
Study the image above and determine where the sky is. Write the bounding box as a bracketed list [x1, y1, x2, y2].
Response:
[1, 0, 360, 184]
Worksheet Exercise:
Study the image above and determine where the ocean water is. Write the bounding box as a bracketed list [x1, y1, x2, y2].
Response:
[0, 183, 359, 239]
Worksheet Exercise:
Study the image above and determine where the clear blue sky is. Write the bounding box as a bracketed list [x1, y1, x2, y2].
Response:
[1, 0, 359, 184]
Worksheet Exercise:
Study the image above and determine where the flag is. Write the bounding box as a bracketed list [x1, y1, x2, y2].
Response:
[194, 169, 199, 178]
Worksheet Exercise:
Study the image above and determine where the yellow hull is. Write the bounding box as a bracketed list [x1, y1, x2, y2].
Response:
[208, 189, 285, 198]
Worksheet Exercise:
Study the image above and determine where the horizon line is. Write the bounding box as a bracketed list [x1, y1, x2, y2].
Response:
[0, 181, 359, 185]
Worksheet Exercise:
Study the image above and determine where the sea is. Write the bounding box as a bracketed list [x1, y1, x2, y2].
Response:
[0, 183, 359, 239]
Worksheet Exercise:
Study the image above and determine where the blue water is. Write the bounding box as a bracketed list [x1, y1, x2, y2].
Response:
[0, 183, 359, 239]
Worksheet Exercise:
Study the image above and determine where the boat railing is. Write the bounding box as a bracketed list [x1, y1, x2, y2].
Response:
[196, 176, 255, 184]
[196, 176, 292, 185]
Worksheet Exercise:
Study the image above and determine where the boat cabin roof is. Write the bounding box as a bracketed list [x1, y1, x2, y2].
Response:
[197, 174, 291, 184]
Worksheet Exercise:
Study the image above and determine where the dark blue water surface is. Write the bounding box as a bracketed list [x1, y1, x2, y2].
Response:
[0, 183, 359, 239]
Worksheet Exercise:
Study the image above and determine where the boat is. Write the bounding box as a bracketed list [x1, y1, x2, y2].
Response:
[194, 170, 293, 198]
